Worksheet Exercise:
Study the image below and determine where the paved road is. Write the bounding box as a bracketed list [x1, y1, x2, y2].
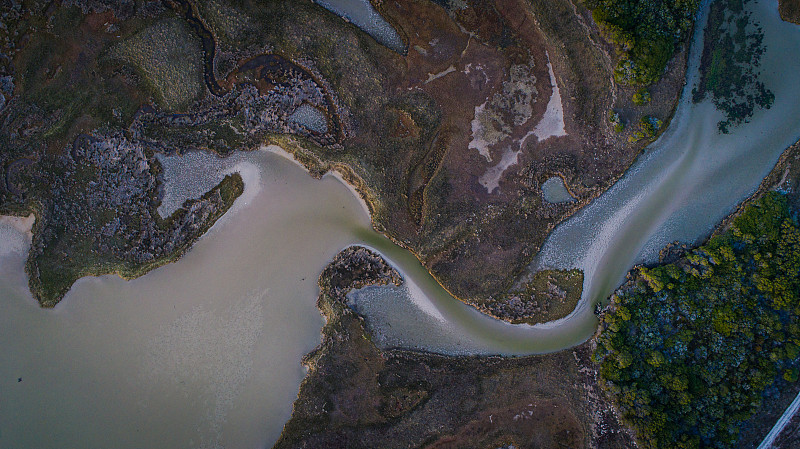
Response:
[757, 390, 800, 449]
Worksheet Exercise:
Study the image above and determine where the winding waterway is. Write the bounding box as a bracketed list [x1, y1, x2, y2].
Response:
[349, 0, 800, 353]
[1, 1, 800, 448]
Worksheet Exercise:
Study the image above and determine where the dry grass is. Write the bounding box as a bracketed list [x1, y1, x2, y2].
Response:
[197, 0, 253, 46]
[109, 18, 204, 111]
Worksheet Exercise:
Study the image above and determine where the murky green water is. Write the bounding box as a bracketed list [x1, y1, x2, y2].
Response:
[0, 151, 367, 448]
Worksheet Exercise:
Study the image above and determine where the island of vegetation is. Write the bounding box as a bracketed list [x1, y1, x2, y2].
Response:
[780, 0, 800, 24]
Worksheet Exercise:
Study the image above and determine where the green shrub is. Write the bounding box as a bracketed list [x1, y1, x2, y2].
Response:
[586, 0, 700, 85]
[609, 110, 625, 132]
[632, 88, 652, 105]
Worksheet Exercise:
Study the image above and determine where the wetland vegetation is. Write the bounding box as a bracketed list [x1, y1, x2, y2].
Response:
[0, 0, 688, 313]
[692, 0, 774, 133]
[2, 0, 800, 448]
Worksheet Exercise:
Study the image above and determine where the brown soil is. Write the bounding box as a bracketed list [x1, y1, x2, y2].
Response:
[780, 0, 800, 24]
[274, 247, 635, 449]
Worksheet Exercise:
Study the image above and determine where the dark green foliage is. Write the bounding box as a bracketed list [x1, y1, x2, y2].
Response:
[609, 110, 626, 132]
[595, 192, 800, 448]
[639, 115, 663, 136]
[632, 87, 652, 105]
[585, 0, 700, 85]
[629, 115, 663, 141]
[692, 0, 774, 133]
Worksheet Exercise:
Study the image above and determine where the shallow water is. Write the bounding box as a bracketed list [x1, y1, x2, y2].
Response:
[0, 151, 367, 449]
[535, 0, 800, 317]
[286, 104, 329, 134]
[314, 0, 405, 53]
[542, 176, 575, 204]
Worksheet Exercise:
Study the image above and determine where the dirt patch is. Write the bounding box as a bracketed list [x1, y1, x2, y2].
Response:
[780, 0, 800, 24]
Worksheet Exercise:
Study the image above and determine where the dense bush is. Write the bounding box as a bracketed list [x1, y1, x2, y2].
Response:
[632, 87, 652, 105]
[595, 192, 800, 448]
[585, 0, 700, 85]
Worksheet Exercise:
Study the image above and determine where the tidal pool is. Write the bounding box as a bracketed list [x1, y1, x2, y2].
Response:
[541, 176, 575, 204]
[286, 104, 329, 134]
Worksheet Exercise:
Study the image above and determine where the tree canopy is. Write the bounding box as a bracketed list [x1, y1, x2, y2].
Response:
[595, 192, 800, 448]
[586, 0, 701, 85]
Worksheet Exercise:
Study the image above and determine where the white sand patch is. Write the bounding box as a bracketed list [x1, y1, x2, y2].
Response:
[0, 214, 34, 257]
[468, 102, 494, 162]
[263, 144, 311, 174]
[265, 144, 373, 219]
[326, 171, 372, 220]
[479, 147, 522, 193]
[211, 161, 262, 231]
[356, 244, 448, 323]
[405, 276, 448, 323]
[424, 65, 456, 84]
[532, 54, 567, 141]
[469, 61, 538, 162]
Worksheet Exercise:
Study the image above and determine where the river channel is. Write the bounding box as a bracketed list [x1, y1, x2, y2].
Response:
[1, 0, 799, 448]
